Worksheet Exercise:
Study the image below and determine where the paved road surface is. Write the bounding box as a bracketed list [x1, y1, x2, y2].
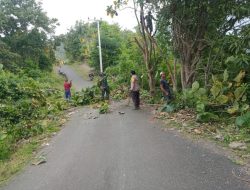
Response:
[59, 65, 92, 91]
[1, 66, 249, 190]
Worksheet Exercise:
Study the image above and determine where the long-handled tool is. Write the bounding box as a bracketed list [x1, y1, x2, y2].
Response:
[127, 90, 131, 106]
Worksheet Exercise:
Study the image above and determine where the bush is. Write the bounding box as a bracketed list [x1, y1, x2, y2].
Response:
[71, 86, 101, 106]
[235, 111, 250, 128]
[171, 70, 250, 123]
[0, 70, 65, 160]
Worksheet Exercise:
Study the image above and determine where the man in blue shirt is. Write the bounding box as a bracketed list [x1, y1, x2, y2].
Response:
[160, 72, 172, 103]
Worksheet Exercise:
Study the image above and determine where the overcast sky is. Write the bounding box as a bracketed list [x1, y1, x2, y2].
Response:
[39, 0, 137, 35]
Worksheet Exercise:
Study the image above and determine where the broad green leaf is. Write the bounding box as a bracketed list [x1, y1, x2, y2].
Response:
[240, 104, 250, 112]
[197, 88, 208, 102]
[216, 95, 229, 104]
[242, 95, 247, 102]
[225, 56, 236, 64]
[0, 64, 3, 71]
[196, 103, 205, 113]
[228, 82, 233, 89]
[212, 75, 217, 83]
[210, 82, 222, 98]
[223, 69, 229, 82]
[234, 86, 246, 101]
[0, 133, 7, 141]
[192, 81, 199, 92]
[197, 88, 207, 95]
[235, 112, 250, 127]
[234, 70, 245, 83]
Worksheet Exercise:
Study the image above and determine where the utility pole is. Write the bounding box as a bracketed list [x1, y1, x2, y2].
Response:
[88, 18, 103, 73]
[97, 21, 103, 73]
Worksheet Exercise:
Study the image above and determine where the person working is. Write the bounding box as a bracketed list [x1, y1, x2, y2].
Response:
[98, 73, 109, 100]
[130, 70, 140, 110]
[160, 72, 172, 103]
[64, 79, 72, 101]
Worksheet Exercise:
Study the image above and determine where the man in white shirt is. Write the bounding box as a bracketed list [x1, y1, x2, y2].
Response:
[130, 70, 140, 110]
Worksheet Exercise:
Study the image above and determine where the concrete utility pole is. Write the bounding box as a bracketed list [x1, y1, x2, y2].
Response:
[88, 18, 103, 73]
[96, 20, 103, 73]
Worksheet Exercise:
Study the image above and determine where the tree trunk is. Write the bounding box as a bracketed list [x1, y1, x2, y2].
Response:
[144, 52, 155, 96]
[171, 1, 207, 89]
[204, 47, 212, 88]
[172, 58, 177, 92]
[147, 68, 155, 95]
[180, 66, 184, 91]
[180, 54, 195, 89]
[133, 2, 157, 97]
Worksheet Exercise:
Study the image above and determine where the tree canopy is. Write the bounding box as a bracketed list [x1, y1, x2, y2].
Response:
[0, 0, 58, 71]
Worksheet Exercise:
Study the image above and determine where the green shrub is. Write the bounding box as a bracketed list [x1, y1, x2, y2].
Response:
[235, 111, 250, 128]
[99, 102, 109, 114]
[72, 86, 100, 106]
[196, 112, 220, 123]
[0, 138, 12, 160]
[0, 70, 66, 160]
[177, 70, 249, 123]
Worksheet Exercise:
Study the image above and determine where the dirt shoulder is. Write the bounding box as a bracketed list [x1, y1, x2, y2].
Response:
[151, 106, 250, 168]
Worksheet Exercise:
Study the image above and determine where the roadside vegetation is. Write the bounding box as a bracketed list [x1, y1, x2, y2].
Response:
[0, 0, 68, 183]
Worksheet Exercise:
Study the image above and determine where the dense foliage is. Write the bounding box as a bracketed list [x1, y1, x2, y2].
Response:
[105, 0, 250, 123]
[0, 0, 62, 161]
[89, 22, 123, 70]
[71, 86, 101, 106]
[0, 67, 68, 160]
[0, 0, 58, 72]
[63, 20, 135, 71]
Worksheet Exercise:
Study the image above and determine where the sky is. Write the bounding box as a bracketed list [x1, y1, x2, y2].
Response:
[39, 0, 138, 35]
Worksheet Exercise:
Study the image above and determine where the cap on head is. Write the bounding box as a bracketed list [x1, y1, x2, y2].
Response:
[160, 72, 165, 76]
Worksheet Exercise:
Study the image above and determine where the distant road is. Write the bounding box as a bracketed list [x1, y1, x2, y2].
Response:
[59, 65, 93, 91]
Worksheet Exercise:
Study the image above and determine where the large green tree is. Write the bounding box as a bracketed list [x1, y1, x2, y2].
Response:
[63, 20, 125, 71]
[156, 0, 250, 89]
[108, 0, 250, 91]
[64, 21, 88, 61]
[0, 0, 58, 71]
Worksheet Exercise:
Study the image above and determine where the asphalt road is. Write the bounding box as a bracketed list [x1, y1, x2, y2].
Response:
[59, 65, 93, 91]
[1, 66, 249, 190]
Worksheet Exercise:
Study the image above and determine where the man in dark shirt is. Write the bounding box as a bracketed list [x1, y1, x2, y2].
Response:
[160, 72, 172, 103]
[98, 73, 109, 100]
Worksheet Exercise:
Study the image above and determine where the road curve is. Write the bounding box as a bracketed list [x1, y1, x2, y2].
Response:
[59, 65, 93, 91]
